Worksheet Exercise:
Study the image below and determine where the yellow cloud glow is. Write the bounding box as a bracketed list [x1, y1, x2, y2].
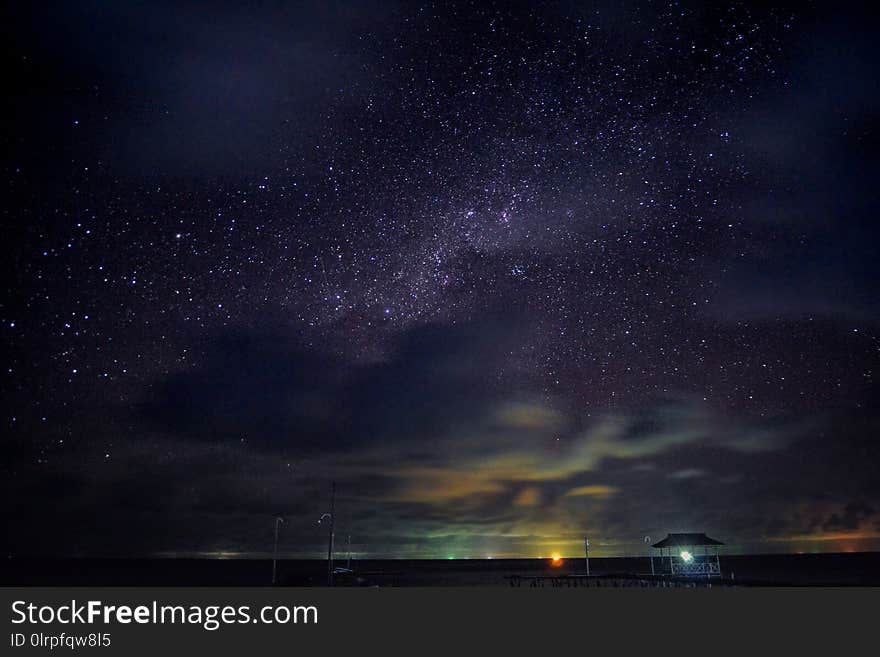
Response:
[565, 484, 619, 498]
[512, 487, 542, 507]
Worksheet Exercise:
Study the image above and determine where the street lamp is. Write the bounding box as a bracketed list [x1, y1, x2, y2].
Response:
[318, 482, 336, 586]
[272, 517, 284, 585]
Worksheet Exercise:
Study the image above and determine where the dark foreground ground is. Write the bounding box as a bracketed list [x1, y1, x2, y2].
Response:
[2, 553, 879, 586]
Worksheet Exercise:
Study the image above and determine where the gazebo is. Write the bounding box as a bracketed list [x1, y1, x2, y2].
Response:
[652, 533, 724, 578]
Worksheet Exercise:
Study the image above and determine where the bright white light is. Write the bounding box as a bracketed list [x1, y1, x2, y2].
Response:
[680, 550, 694, 562]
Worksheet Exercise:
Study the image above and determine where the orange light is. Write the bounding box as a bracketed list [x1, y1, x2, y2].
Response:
[551, 553, 563, 566]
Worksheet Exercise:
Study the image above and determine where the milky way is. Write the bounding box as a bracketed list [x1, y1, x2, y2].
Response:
[3, 2, 879, 558]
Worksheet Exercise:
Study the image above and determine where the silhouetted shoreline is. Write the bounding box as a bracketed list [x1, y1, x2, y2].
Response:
[3, 553, 879, 587]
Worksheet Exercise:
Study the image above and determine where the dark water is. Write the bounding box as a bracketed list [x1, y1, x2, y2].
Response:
[2, 553, 879, 586]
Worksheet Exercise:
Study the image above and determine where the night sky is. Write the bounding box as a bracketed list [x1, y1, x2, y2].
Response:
[2, 1, 879, 559]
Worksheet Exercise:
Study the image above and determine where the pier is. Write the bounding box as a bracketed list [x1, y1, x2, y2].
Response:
[506, 573, 734, 588]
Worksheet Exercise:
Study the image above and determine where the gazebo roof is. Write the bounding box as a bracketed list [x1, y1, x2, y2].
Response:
[652, 533, 724, 548]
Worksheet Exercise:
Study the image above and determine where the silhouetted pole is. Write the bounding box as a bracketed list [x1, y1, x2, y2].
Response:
[584, 537, 590, 576]
[326, 482, 336, 586]
[272, 517, 284, 585]
[645, 536, 654, 575]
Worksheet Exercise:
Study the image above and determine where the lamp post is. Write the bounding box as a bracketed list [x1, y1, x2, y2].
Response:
[584, 537, 590, 576]
[272, 517, 284, 585]
[318, 482, 336, 587]
[645, 536, 654, 576]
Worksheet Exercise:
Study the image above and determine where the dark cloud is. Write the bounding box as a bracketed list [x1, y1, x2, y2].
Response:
[138, 327, 344, 451]
[823, 502, 877, 534]
[136, 315, 523, 454]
